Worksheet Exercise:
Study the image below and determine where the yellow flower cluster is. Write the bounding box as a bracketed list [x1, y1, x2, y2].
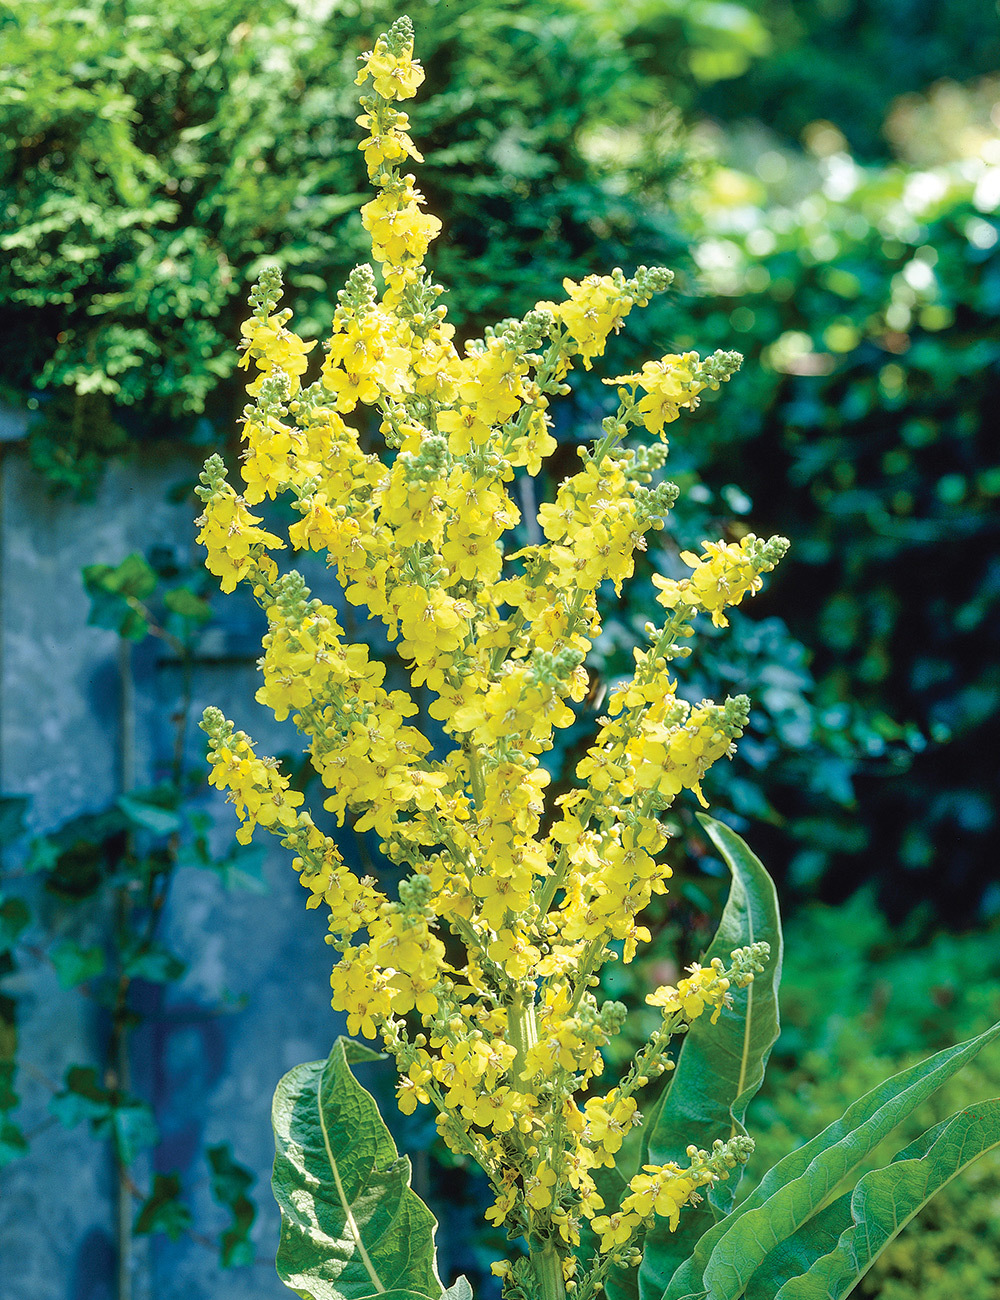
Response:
[197, 17, 782, 1295]
[604, 349, 743, 439]
[646, 958, 732, 1024]
[653, 533, 788, 628]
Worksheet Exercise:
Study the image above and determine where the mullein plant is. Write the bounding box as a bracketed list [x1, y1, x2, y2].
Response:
[194, 18, 1000, 1300]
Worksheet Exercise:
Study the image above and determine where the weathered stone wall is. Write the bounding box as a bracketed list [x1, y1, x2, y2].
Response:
[0, 427, 465, 1298]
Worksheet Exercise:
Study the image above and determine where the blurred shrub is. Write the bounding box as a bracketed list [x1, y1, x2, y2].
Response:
[0, 0, 689, 492]
[569, 0, 772, 104]
[693, 0, 1000, 158]
[749, 892, 1000, 1298]
[663, 118, 1000, 917]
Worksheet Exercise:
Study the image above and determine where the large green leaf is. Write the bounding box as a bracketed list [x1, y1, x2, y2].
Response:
[661, 1019, 1000, 1300]
[771, 1100, 1000, 1299]
[743, 1198, 846, 1300]
[272, 1037, 443, 1300]
[638, 815, 782, 1300]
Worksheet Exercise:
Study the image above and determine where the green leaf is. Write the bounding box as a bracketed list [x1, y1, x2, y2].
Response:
[23, 836, 60, 875]
[207, 1142, 258, 1268]
[442, 1279, 473, 1300]
[771, 1100, 1000, 1298]
[49, 1066, 157, 1163]
[118, 794, 183, 836]
[163, 585, 212, 623]
[638, 816, 782, 1300]
[84, 553, 158, 601]
[0, 895, 30, 951]
[134, 1172, 192, 1241]
[112, 1098, 159, 1164]
[122, 940, 186, 983]
[271, 1037, 443, 1300]
[661, 1019, 1000, 1300]
[0, 1118, 29, 1167]
[0, 796, 28, 843]
[50, 1065, 113, 1128]
[82, 556, 157, 641]
[50, 939, 106, 989]
[208, 1140, 255, 1203]
[220, 1205, 257, 1268]
[743, 1199, 846, 1300]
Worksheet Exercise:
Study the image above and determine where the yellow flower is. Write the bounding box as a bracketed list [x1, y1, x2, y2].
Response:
[356, 41, 426, 100]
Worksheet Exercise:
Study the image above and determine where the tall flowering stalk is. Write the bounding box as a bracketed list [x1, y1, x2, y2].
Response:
[193, 18, 1000, 1300]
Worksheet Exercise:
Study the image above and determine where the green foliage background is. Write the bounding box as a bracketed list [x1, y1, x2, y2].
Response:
[0, 0, 687, 489]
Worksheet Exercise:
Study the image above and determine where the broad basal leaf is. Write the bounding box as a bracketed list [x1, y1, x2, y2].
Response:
[772, 1099, 1000, 1299]
[638, 815, 782, 1300]
[272, 1037, 443, 1300]
[662, 1019, 1000, 1300]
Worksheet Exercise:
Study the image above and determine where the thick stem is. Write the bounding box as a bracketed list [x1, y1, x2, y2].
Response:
[466, 743, 486, 811]
[529, 1238, 567, 1300]
[507, 987, 539, 1086]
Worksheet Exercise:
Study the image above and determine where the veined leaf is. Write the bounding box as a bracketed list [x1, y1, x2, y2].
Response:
[662, 1019, 1000, 1300]
[743, 1198, 846, 1300]
[272, 1037, 443, 1300]
[441, 1278, 473, 1300]
[772, 1100, 1000, 1299]
[638, 816, 782, 1300]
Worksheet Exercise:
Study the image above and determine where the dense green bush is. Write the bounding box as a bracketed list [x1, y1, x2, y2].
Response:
[0, 0, 687, 491]
[749, 893, 1000, 1299]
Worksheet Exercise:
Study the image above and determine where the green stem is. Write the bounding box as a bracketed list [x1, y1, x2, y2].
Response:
[508, 987, 539, 1086]
[466, 743, 486, 811]
[529, 1238, 567, 1300]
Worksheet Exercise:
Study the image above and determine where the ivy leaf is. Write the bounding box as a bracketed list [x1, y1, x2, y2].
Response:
[0, 796, 28, 843]
[122, 940, 186, 983]
[49, 1065, 113, 1129]
[0, 1118, 29, 1167]
[82, 554, 157, 640]
[112, 1098, 159, 1165]
[163, 585, 212, 624]
[134, 1172, 192, 1241]
[638, 815, 782, 1300]
[271, 1037, 443, 1300]
[207, 1142, 257, 1268]
[23, 836, 60, 875]
[0, 895, 30, 952]
[49, 1067, 157, 1163]
[85, 553, 158, 601]
[49, 939, 106, 989]
[118, 794, 183, 837]
[213, 843, 269, 894]
[0, 1056, 18, 1112]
